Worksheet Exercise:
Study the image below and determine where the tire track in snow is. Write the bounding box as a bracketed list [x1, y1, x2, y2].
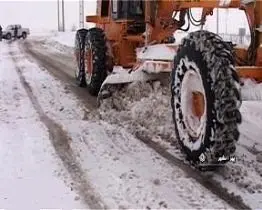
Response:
[132, 127, 251, 210]
[9, 49, 106, 209]
[22, 40, 252, 209]
[21, 41, 98, 112]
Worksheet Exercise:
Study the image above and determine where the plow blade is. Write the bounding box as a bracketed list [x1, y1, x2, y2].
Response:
[97, 67, 169, 102]
[97, 43, 178, 101]
[101, 69, 163, 85]
[102, 59, 173, 86]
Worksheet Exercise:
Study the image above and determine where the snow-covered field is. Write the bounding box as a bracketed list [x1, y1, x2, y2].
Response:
[27, 31, 75, 55]
[1, 30, 262, 208]
[50, 31, 75, 47]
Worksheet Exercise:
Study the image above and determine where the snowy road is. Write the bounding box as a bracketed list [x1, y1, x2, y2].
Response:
[0, 42, 86, 209]
[0, 40, 233, 209]
[23, 37, 262, 208]
[0, 35, 262, 209]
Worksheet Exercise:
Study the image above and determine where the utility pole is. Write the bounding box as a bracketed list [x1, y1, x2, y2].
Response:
[57, 0, 60, 31]
[79, 0, 85, 28]
[216, 8, 219, 34]
[62, 0, 65, 31]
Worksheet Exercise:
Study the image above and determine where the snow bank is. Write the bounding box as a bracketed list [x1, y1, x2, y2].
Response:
[27, 30, 75, 54]
[35, 31, 76, 55]
[241, 79, 262, 100]
[51, 31, 75, 47]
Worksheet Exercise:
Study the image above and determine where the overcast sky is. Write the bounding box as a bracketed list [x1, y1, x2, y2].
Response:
[0, 0, 249, 34]
[0, 0, 97, 31]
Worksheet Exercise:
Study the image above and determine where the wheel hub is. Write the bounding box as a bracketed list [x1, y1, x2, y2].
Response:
[181, 70, 207, 139]
[192, 91, 205, 119]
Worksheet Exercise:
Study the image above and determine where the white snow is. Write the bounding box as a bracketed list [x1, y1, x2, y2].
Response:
[50, 31, 75, 47]
[26, 31, 75, 54]
[29, 29, 55, 37]
[241, 78, 262, 100]
[0, 42, 85, 209]
[136, 44, 178, 61]
[13, 55, 85, 121]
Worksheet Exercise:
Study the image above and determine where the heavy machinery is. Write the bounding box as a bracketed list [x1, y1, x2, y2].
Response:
[74, 0, 262, 169]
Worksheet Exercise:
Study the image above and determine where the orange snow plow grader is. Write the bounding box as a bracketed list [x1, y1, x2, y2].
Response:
[74, 0, 262, 169]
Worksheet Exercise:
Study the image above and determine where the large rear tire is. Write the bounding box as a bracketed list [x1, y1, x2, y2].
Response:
[171, 30, 242, 168]
[74, 28, 89, 87]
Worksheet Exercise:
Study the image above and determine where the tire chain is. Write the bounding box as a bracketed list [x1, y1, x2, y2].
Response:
[75, 29, 88, 82]
[85, 28, 108, 95]
[193, 31, 242, 167]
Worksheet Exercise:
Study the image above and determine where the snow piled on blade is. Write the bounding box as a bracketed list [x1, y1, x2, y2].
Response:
[241, 79, 262, 100]
[136, 44, 177, 61]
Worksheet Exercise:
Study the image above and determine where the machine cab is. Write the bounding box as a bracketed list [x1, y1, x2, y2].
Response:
[99, 0, 144, 20]
[111, 0, 144, 20]
[99, 0, 146, 34]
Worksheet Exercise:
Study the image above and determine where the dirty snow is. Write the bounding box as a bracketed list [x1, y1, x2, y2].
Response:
[18, 41, 232, 208]
[8, 30, 262, 208]
[99, 80, 262, 209]
[241, 78, 262, 100]
[64, 120, 232, 209]
[1, 40, 238, 208]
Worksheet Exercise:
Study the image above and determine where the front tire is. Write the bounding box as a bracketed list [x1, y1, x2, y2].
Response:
[74, 28, 89, 87]
[171, 30, 242, 167]
[84, 27, 109, 96]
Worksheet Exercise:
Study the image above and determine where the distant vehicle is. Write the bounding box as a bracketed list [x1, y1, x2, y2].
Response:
[2, 24, 30, 40]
